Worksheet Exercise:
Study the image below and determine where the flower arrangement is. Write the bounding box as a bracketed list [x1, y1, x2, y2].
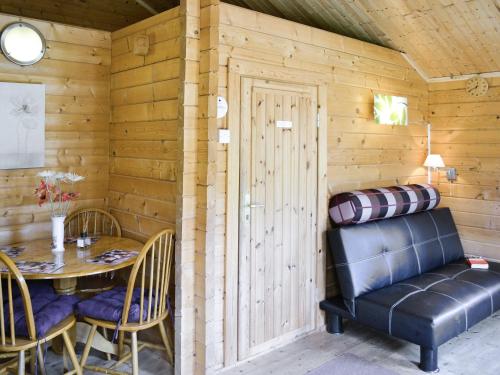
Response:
[34, 171, 85, 217]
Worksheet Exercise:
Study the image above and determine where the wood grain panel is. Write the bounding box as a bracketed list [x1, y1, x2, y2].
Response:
[0, 14, 110, 246]
[109, 8, 181, 241]
[237, 80, 318, 359]
[217, 3, 429, 369]
[0, 0, 179, 31]
[193, 2, 222, 372]
[429, 78, 500, 261]
[174, 1, 201, 373]
[224, 0, 500, 78]
[3, 0, 497, 78]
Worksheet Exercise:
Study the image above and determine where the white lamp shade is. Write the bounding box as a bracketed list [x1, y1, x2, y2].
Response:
[424, 154, 445, 168]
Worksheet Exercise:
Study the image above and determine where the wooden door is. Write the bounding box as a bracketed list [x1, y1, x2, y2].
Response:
[238, 78, 318, 359]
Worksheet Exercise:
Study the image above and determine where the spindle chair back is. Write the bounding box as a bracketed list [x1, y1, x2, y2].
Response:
[122, 228, 174, 328]
[65, 208, 122, 295]
[0, 253, 81, 374]
[80, 229, 175, 375]
[0, 253, 36, 351]
[65, 208, 121, 238]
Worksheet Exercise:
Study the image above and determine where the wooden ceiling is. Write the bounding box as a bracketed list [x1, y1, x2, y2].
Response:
[225, 0, 500, 78]
[1, 1, 498, 78]
[0, 0, 178, 31]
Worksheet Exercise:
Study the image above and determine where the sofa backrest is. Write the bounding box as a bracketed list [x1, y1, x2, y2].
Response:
[328, 207, 464, 310]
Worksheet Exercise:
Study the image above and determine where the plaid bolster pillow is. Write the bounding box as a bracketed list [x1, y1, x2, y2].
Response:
[329, 184, 440, 225]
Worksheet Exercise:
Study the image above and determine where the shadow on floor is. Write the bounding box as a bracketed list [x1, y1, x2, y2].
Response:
[43, 343, 174, 375]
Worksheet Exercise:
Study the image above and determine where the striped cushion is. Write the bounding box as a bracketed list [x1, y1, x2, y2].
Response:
[329, 184, 440, 225]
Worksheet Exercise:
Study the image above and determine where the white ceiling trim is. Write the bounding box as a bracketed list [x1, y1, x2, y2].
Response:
[401, 52, 500, 83]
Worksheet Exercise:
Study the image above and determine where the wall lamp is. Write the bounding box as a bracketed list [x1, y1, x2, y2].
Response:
[424, 154, 444, 184]
[423, 154, 457, 184]
[425, 124, 457, 185]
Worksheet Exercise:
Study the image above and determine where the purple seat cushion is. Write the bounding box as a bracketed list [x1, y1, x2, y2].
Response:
[2, 280, 55, 303]
[76, 287, 153, 323]
[4, 292, 79, 339]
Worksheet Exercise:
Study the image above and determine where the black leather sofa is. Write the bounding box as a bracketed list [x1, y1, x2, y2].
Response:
[320, 207, 500, 372]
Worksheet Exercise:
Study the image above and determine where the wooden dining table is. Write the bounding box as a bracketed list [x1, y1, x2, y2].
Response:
[1, 236, 143, 295]
[0, 235, 144, 359]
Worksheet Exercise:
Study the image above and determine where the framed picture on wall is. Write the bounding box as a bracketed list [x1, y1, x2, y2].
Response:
[374, 93, 408, 125]
[0, 82, 45, 169]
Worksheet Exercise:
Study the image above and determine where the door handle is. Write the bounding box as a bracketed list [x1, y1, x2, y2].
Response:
[249, 203, 264, 208]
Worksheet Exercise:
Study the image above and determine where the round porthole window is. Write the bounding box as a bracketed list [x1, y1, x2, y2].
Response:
[1, 22, 46, 66]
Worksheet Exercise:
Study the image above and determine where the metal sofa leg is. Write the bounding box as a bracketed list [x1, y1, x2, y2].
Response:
[419, 346, 438, 372]
[325, 312, 343, 335]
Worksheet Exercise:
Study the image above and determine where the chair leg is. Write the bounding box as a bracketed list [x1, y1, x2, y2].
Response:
[29, 348, 36, 375]
[17, 350, 25, 375]
[131, 332, 139, 375]
[101, 328, 112, 361]
[37, 347, 47, 375]
[158, 320, 174, 365]
[62, 331, 82, 375]
[80, 324, 98, 368]
[118, 331, 125, 359]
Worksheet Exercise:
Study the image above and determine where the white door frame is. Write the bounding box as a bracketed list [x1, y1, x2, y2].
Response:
[224, 58, 328, 367]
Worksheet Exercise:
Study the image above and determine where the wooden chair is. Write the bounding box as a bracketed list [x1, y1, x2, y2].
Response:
[65, 208, 122, 295]
[65, 208, 121, 239]
[0, 253, 81, 375]
[79, 229, 174, 375]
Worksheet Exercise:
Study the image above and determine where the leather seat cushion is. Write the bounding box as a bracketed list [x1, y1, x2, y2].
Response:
[76, 287, 153, 323]
[330, 208, 464, 314]
[355, 261, 500, 348]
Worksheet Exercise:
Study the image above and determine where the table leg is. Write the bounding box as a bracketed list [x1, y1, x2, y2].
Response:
[53, 278, 77, 295]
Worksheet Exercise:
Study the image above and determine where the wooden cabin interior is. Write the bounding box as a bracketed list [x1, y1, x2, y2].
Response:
[0, 1, 498, 374]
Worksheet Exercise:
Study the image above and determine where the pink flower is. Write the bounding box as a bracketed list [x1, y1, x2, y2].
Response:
[34, 180, 49, 206]
[62, 192, 80, 202]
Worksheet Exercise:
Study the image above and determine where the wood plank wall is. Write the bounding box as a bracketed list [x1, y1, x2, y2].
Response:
[0, 13, 111, 245]
[428, 78, 500, 261]
[214, 4, 429, 370]
[195, 1, 221, 374]
[175, 1, 200, 373]
[109, 8, 181, 241]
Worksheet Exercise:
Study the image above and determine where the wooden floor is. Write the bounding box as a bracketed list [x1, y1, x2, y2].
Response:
[39, 312, 500, 374]
[43, 345, 174, 375]
[221, 312, 500, 375]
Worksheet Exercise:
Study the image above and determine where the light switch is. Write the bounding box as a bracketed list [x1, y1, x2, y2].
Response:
[218, 129, 230, 144]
